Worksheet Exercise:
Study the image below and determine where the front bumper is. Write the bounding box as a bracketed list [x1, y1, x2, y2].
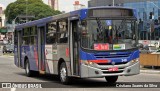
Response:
[81, 61, 140, 78]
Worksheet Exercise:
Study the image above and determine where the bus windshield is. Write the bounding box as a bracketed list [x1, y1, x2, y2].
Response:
[81, 18, 137, 51]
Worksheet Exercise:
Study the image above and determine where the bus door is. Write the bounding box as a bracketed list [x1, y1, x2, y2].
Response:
[70, 20, 80, 76]
[37, 25, 45, 74]
[17, 30, 22, 67]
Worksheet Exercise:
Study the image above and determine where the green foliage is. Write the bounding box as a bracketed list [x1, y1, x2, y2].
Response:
[5, 0, 61, 24]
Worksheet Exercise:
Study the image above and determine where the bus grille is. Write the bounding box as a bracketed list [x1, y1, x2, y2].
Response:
[97, 62, 128, 65]
[102, 70, 123, 74]
[102, 68, 125, 74]
[94, 53, 131, 59]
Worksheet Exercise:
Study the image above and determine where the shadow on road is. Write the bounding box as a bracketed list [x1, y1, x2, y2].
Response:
[15, 72, 118, 88]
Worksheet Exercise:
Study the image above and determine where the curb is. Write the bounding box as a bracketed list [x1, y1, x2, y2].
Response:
[0, 55, 14, 58]
[140, 70, 160, 74]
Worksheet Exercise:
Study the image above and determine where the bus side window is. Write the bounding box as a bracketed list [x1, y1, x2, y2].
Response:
[30, 27, 37, 45]
[22, 37, 29, 45]
[46, 21, 57, 44]
[14, 30, 18, 45]
[58, 20, 68, 43]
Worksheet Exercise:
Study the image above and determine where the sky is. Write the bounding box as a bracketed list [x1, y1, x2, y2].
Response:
[0, 0, 89, 12]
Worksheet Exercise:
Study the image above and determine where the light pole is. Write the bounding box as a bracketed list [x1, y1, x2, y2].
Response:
[12, 16, 19, 44]
[26, 0, 28, 22]
[113, 0, 115, 6]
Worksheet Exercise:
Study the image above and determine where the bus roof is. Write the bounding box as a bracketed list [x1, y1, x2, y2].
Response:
[15, 12, 71, 30]
[88, 6, 135, 10]
[15, 6, 136, 30]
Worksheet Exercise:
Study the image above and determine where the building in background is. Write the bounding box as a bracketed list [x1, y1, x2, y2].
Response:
[0, 5, 5, 27]
[89, 0, 159, 20]
[73, 1, 86, 10]
[88, 0, 160, 41]
[48, 0, 59, 10]
[0, 4, 6, 42]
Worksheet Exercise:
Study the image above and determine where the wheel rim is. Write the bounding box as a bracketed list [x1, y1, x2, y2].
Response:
[60, 67, 66, 82]
[26, 63, 29, 74]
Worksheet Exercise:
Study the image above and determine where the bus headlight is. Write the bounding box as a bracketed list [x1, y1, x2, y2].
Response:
[81, 60, 95, 66]
[130, 58, 139, 65]
[88, 61, 94, 65]
[81, 60, 110, 66]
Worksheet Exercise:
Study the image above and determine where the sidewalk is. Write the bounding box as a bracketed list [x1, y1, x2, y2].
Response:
[140, 69, 160, 74]
[140, 66, 160, 74]
[0, 54, 14, 58]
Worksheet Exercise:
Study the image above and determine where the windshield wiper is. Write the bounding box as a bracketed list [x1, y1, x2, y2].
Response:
[96, 18, 104, 32]
[96, 18, 105, 42]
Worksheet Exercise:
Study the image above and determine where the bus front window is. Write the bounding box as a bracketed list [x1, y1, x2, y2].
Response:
[81, 19, 137, 50]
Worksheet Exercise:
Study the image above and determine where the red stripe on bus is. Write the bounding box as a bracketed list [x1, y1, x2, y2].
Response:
[34, 47, 38, 67]
[66, 48, 69, 57]
[88, 60, 110, 63]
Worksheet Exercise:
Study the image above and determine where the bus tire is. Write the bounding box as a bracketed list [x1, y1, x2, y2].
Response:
[25, 59, 34, 77]
[105, 76, 118, 84]
[59, 62, 70, 84]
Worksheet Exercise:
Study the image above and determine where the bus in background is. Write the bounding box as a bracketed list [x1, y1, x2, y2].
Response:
[14, 6, 140, 84]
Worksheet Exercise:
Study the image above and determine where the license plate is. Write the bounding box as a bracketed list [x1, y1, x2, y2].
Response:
[108, 67, 119, 71]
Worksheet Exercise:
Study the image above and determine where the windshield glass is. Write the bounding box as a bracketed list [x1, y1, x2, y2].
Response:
[81, 19, 137, 51]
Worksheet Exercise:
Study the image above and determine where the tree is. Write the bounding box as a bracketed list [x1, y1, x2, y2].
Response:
[5, 0, 61, 24]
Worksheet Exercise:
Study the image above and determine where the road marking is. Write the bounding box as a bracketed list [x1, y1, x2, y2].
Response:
[11, 88, 16, 91]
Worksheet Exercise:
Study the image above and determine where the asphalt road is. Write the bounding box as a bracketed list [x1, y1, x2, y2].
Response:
[0, 56, 160, 91]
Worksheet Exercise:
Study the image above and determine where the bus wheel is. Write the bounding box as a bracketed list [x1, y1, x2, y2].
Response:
[59, 62, 70, 84]
[105, 76, 118, 84]
[25, 59, 33, 77]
